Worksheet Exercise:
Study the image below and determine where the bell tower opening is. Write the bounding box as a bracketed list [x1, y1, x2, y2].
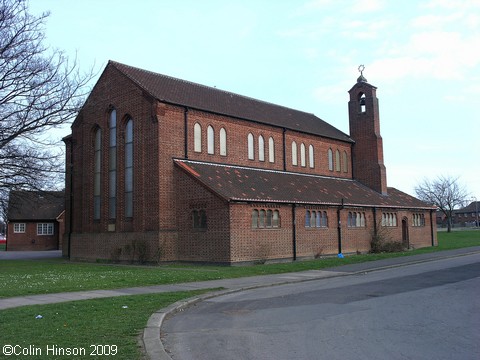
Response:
[359, 93, 366, 113]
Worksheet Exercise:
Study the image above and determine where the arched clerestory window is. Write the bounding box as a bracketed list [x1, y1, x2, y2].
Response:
[220, 127, 227, 156]
[258, 135, 265, 162]
[328, 148, 333, 171]
[292, 141, 298, 166]
[194, 123, 202, 153]
[248, 133, 254, 160]
[268, 137, 275, 163]
[207, 125, 214, 154]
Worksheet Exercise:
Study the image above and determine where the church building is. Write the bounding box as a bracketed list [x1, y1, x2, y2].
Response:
[63, 61, 437, 264]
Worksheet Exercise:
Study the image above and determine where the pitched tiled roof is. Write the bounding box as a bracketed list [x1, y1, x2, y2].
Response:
[8, 191, 65, 221]
[175, 160, 434, 210]
[109, 61, 353, 143]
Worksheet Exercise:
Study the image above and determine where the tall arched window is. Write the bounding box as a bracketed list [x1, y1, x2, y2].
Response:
[309, 145, 314, 168]
[292, 141, 298, 166]
[343, 151, 348, 172]
[93, 128, 102, 220]
[109, 110, 117, 219]
[328, 148, 333, 171]
[300, 143, 306, 167]
[268, 137, 275, 163]
[335, 149, 341, 172]
[125, 119, 133, 218]
[194, 123, 202, 153]
[258, 135, 265, 162]
[248, 133, 254, 160]
[220, 128, 227, 156]
[207, 125, 214, 154]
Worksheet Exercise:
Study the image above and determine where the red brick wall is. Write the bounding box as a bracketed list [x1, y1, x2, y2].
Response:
[174, 166, 231, 263]
[230, 203, 293, 263]
[7, 222, 59, 251]
[296, 207, 340, 258]
[186, 109, 353, 177]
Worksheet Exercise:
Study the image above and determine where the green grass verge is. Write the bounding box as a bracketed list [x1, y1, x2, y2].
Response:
[0, 290, 210, 360]
[1, 230, 479, 299]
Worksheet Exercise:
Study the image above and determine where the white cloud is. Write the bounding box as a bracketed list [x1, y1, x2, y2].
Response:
[351, 0, 384, 13]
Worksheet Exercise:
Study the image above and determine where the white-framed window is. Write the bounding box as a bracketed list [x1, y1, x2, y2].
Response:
[14, 223, 26, 233]
[37, 223, 54, 235]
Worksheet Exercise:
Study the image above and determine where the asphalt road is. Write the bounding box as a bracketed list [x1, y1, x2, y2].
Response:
[163, 253, 480, 360]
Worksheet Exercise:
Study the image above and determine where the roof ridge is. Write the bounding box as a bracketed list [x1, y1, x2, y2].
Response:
[109, 60, 318, 117]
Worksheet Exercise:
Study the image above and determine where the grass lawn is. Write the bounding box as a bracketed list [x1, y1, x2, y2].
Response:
[0, 230, 478, 359]
[0, 290, 211, 360]
[0, 230, 479, 299]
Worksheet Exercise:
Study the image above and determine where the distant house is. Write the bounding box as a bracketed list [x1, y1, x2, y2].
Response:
[6, 191, 65, 251]
[452, 201, 479, 227]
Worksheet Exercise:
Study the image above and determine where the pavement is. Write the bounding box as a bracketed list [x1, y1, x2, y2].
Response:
[2, 246, 480, 360]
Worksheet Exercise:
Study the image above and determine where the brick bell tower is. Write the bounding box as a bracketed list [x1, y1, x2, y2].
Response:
[348, 65, 387, 195]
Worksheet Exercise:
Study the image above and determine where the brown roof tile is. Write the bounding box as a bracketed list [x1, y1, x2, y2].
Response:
[8, 191, 65, 221]
[175, 160, 434, 209]
[109, 61, 353, 143]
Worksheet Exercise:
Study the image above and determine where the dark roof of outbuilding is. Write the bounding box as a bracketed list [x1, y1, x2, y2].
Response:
[7, 191, 65, 221]
[109, 61, 353, 143]
[174, 160, 434, 210]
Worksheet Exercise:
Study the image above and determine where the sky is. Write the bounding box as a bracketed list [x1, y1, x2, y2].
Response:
[29, 0, 480, 200]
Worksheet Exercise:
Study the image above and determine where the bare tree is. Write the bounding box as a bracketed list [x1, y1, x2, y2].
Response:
[0, 0, 94, 216]
[415, 175, 469, 232]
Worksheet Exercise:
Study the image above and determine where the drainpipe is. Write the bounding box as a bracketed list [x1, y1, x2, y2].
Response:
[292, 204, 297, 261]
[373, 207, 377, 238]
[66, 141, 73, 259]
[337, 198, 344, 254]
[184, 107, 189, 159]
[282, 128, 287, 172]
[430, 209, 435, 246]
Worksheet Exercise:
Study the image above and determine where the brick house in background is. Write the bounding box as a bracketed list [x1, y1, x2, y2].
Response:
[7, 191, 65, 251]
[63, 61, 437, 264]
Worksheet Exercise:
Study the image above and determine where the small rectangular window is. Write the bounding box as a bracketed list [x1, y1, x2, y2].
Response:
[37, 223, 54, 235]
[14, 223, 26, 233]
